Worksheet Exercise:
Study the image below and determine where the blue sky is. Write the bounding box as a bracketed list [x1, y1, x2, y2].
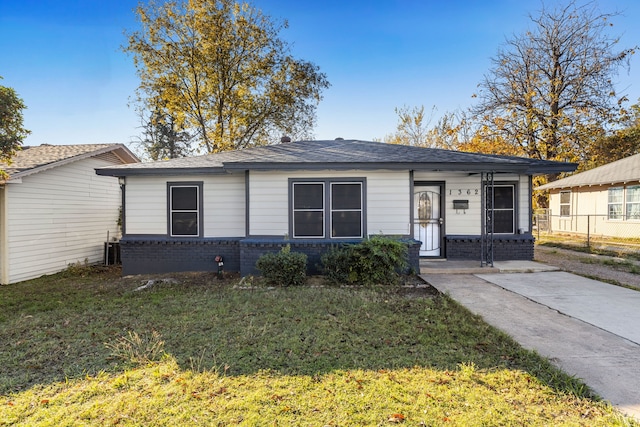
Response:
[2, 0, 640, 151]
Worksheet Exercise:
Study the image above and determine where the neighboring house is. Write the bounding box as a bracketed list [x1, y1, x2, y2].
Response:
[0, 144, 139, 284]
[537, 153, 640, 238]
[95, 139, 575, 276]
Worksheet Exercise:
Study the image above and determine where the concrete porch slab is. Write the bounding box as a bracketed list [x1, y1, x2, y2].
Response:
[420, 259, 559, 274]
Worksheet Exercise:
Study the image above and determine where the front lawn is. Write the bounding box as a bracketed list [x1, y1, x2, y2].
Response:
[0, 267, 634, 426]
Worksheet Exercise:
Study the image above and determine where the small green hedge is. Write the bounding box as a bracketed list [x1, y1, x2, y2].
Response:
[321, 236, 408, 286]
[256, 245, 308, 287]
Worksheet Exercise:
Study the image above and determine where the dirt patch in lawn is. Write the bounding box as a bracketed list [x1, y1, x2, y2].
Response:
[121, 269, 439, 296]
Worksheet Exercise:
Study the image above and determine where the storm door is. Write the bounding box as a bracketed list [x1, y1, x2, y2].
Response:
[413, 185, 443, 257]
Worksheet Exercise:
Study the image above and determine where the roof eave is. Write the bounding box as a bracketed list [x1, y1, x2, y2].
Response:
[111, 145, 140, 164]
[95, 167, 229, 177]
[96, 159, 577, 176]
[222, 161, 536, 173]
[538, 177, 640, 191]
[6, 144, 139, 181]
[525, 164, 578, 175]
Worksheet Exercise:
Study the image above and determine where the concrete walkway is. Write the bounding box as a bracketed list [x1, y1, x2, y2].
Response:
[421, 262, 640, 420]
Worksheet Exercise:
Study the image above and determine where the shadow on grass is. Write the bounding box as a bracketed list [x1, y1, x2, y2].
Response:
[0, 268, 591, 400]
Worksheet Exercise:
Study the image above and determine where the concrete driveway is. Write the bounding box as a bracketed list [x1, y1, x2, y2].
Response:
[421, 264, 640, 420]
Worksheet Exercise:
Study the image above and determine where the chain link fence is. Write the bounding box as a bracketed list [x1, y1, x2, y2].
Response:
[533, 209, 640, 254]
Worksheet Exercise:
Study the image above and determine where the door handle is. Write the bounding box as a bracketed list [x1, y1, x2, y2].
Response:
[438, 218, 444, 225]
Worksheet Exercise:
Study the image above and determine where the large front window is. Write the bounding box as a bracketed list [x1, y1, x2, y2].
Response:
[291, 180, 364, 238]
[168, 183, 202, 236]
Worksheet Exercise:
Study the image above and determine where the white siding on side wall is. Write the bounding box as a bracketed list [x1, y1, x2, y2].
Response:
[125, 174, 246, 238]
[248, 170, 410, 237]
[4, 157, 122, 284]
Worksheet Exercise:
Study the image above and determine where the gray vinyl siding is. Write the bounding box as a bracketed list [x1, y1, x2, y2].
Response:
[249, 170, 410, 237]
[125, 174, 246, 238]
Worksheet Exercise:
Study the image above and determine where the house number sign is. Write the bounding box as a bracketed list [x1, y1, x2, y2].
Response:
[449, 188, 480, 196]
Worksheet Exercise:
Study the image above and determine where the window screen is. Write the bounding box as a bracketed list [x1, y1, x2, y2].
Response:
[331, 183, 363, 238]
[291, 180, 365, 239]
[170, 185, 200, 236]
[292, 183, 324, 237]
[487, 185, 515, 234]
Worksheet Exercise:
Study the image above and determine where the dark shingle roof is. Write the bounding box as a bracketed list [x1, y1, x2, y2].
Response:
[95, 139, 576, 176]
[537, 153, 640, 190]
[2, 144, 139, 181]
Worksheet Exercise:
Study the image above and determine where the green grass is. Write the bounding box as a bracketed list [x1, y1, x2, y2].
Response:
[0, 267, 635, 426]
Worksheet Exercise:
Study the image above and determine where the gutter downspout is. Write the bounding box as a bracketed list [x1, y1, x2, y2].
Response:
[245, 170, 250, 238]
[119, 177, 126, 236]
[529, 175, 533, 234]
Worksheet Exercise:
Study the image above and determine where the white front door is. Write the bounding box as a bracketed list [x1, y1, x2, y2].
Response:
[414, 186, 442, 257]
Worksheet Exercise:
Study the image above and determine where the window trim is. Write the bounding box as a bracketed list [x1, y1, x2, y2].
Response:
[625, 185, 640, 221]
[607, 186, 624, 221]
[330, 182, 364, 238]
[292, 181, 326, 238]
[559, 190, 571, 217]
[167, 181, 204, 237]
[289, 178, 366, 239]
[485, 182, 517, 234]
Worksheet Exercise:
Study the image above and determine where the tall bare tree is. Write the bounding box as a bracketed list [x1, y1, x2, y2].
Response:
[383, 105, 469, 149]
[124, 0, 329, 153]
[472, 1, 636, 165]
[383, 105, 434, 147]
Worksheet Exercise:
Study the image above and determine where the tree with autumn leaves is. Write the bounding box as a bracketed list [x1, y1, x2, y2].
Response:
[124, 0, 329, 156]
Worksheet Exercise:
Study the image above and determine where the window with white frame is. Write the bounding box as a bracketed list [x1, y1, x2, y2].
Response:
[559, 191, 571, 217]
[168, 183, 202, 236]
[626, 185, 640, 220]
[291, 180, 364, 238]
[608, 187, 624, 220]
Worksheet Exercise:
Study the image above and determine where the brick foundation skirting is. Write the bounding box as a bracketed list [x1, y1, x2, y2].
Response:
[445, 235, 535, 261]
[120, 237, 242, 276]
[120, 236, 421, 277]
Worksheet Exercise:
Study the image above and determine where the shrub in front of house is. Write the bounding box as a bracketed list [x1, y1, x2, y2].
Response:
[321, 235, 408, 286]
[256, 245, 307, 287]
